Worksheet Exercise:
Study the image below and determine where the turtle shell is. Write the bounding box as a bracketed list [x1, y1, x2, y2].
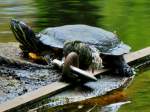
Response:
[38, 25, 131, 55]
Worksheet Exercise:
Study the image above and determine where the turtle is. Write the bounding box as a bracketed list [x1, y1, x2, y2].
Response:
[10, 19, 134, 77]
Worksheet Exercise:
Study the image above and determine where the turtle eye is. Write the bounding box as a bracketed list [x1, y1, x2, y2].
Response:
[20, 21, 26, 26]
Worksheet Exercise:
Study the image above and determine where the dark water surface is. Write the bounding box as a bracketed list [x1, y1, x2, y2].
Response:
[0, 0, 150, 112]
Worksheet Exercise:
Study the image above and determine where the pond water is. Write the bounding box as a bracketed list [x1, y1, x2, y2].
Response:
[0, 0, 150, 112]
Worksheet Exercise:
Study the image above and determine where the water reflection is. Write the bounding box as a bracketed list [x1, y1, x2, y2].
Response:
[100, 0, 150, 50]
[0, 0, 149, 50]
[34, 0, 102, 30]
[0, 0, 36, 42]
[29, 89, 127, 112]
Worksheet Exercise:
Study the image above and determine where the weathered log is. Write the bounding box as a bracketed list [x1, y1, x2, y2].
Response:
[0, 47, 150, 112]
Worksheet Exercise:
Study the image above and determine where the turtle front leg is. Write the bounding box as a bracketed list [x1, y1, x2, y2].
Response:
[19, 45, 46, 64]
[19, 44, 37, 59]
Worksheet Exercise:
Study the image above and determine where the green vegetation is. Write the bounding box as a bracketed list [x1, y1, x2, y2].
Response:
[119, 70, 150, 112]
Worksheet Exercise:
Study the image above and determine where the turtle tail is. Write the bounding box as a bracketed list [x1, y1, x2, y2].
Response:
[10, 19, 40, 54]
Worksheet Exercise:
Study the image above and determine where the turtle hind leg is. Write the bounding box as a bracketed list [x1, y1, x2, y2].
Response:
[100, 53, 134, 77]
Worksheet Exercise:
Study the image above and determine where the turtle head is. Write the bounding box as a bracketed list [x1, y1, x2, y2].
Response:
[10, 19, 36, 51]
[10, 19, 43, 59]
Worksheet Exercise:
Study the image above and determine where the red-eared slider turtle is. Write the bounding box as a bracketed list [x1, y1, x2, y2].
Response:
[10, 19, 134, 77]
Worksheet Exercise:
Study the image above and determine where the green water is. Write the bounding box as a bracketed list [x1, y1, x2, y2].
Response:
[0, 0, 150, 111]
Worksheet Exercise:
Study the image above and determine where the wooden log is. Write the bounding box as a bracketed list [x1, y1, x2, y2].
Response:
[0, 47, 150, 112]
[52, 59, 97, 81]
[0, 82, 70, 112]
[124, 47, 150, 63]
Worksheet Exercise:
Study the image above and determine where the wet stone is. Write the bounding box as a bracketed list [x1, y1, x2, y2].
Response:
[0, 43, 62, 103]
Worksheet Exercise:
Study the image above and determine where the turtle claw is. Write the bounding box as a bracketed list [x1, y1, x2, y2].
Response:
[43, 54, 52, 65]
